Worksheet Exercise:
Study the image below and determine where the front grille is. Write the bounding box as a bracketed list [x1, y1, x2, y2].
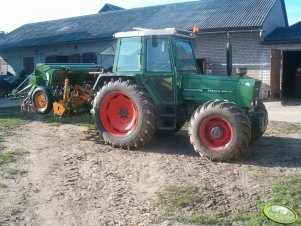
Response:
[253, 80, 261, 102]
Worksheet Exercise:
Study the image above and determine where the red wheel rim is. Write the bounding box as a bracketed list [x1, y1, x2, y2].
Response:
[199, 116, 233, 152]
[100, 91, 138, 137]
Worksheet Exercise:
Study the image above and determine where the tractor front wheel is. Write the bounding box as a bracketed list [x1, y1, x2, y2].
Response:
[32, 87, 52, 114]
[93, 81, 156, 149]
[250, 101, 268, 143]
[189, 100, 251, 161]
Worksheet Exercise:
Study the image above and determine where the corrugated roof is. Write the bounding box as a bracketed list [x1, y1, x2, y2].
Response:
[0, 0, 285, 50]
[264, 21, 301, 44]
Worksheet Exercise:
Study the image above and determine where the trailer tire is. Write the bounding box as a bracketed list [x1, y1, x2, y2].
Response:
[93, 81, 156, 149]
[189, 100, 251, 161]
[32, 87, 52, 114]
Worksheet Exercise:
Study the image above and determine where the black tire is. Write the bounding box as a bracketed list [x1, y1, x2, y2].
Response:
[32, 87, 52, 114]
[189, 100, 251, 161]
[93, 81, 156, 149]
[251, 101, 268, 143]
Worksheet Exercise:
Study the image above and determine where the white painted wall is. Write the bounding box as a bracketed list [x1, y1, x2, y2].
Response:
[0, 40, 114, 76]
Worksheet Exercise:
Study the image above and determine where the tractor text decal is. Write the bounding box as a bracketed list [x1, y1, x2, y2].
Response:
[184, 88, 235, 94]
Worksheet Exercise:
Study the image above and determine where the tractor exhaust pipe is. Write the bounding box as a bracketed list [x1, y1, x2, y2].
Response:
[226, 32, 232, 76]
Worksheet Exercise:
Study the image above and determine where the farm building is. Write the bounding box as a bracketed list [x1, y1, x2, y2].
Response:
[0, 0, 300, 99]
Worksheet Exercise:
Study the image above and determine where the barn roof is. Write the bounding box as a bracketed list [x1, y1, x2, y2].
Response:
[264, 21, 301, 44]
[0, 0, 287, 50]
[98, 3, 124, 13]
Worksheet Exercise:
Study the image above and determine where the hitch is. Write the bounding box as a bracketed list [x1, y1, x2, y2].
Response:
[20, 97, 35, 113]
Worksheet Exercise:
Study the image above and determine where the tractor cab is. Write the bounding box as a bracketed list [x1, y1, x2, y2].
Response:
[104, 28, 198, 110]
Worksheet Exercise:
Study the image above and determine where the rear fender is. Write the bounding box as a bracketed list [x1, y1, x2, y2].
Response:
[92, 74, 143, 91]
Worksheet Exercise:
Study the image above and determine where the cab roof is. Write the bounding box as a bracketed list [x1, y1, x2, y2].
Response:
[114, 28, 194, 38]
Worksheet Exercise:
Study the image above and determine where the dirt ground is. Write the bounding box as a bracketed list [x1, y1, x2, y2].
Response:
[0, 115, 301, 225]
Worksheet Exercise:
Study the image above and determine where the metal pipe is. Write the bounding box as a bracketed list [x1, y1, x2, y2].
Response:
[15, 73, 32, 91]
[17, 84, 32, 94]
[196, 29, 262, 35]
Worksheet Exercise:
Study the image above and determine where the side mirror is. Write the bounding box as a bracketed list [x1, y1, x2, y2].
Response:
[151, 36, 158, 47]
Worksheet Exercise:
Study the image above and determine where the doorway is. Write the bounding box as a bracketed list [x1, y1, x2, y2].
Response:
[282, 51, 301, 99]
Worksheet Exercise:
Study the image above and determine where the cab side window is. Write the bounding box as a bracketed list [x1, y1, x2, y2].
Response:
[146, 38, 171, 72]
[117, 37, 142, 72]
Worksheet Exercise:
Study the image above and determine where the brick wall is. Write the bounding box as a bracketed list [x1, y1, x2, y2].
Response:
[194, 31, 272, 99]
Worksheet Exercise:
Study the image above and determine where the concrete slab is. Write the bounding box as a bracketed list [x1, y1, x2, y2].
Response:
[264, 101, 301, 123]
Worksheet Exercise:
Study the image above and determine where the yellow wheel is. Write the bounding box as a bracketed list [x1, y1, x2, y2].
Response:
[34, 92, 47, 109]
[32, 87, 52, 114]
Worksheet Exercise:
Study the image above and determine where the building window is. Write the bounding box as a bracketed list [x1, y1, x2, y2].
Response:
[82, 53, 97, 63]
[69, 54, 81, 63]
[45, 55, 69, 63]
[23, 57, 34, 74]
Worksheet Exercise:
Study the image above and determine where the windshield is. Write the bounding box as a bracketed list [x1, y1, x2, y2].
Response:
[117, 37, 142, 72]
[97, 41, 117, 71]
[173, 38, 197, 71]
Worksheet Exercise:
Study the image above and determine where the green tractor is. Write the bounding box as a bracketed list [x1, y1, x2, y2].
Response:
[16, 28, 268, 161]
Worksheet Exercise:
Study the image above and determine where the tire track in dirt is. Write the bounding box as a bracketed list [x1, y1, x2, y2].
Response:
[1, 120, 301, 225]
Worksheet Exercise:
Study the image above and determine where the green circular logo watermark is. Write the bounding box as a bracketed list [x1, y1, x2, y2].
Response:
[263, 204, 299, 224]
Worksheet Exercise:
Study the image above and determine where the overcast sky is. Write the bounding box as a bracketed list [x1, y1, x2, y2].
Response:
[1, 0, 300, 32]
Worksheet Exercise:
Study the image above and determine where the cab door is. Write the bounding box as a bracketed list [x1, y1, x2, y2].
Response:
[143, 37, 175, 105]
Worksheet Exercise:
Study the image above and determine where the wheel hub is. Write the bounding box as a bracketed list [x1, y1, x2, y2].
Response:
[119, 107, 129, 119]
[199, 116, 233, 152]
[211, 127, 224, 139]
[100, 91, 138, 137]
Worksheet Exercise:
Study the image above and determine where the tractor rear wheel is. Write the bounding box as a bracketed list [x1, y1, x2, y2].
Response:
[32, 87, 52, 114]
[251, 101, 268, 143]
[189, 100, 251, 161]
[93, 81, 156, 149]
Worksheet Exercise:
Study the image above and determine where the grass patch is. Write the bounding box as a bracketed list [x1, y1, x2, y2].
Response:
[284, 123, 301, 133]
[157, 185, 219, 225]
[269, 121, 301, 134]
[0, 135, 5, 149]
[4, 168, 28, 175]
[272, 175, 301, 211]
[280, 122, 301, 133]
[157, 177, 301, 225]
[0, 118, 28, 128]
[0, 106, 94, 130]
[0, 183, 7, 189]
[0, 107, 29, 129]
[0, 151, 15, 165]
[158, 185, 205, 208]
[45, 113, 95, 130]
[231, 174, 301, 225]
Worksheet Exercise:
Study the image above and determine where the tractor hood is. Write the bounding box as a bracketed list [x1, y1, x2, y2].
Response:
[182, 74, 260, 108]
